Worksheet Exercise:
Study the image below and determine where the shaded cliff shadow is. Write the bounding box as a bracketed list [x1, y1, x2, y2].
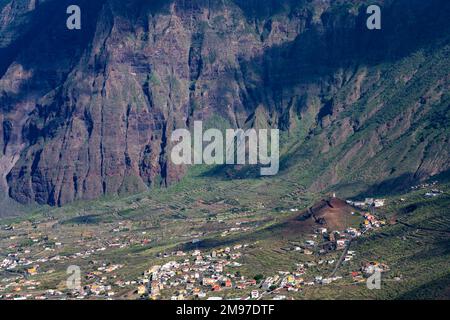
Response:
[395, 272, 450, 300]
[0, 0, 172, 81]
[236, 0, 450, 113]
[179, 217, 293, 252]
[200, 0, 450, 181]
[0, 0, 108, 110]
[351, 173, 418, 198]
[231, 0, 307, 20]
[353, 168, 450, 199]
[0, 0, 110, 207]
[2, 0, 450, 205]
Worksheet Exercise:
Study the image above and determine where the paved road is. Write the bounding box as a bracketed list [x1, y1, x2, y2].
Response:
[329, 239, 353, 278]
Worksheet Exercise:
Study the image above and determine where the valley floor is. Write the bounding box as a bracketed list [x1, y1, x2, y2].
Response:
[0, 172, 449, 300]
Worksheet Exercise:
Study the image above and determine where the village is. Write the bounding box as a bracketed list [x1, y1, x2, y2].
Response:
[0, 194, 392, 300]
[132, 198, 390, 300]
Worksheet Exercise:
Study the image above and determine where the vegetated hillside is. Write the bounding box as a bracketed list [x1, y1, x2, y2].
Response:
[0, 0, 449, 208]
[352, 184, 450, 300]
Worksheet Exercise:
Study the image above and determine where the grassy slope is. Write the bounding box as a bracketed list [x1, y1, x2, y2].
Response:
[283, 183, 449, 300]
[278, 42, 450, 198]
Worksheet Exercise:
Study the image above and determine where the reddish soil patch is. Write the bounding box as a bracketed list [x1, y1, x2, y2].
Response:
[278, 198, 359, 236]
[310, 198, 357, 230]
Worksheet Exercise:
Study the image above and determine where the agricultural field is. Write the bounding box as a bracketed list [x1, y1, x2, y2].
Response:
[1, 165, 448, 300]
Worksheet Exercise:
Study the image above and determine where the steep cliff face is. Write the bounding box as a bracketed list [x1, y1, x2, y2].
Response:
[1, 0, 449, 206]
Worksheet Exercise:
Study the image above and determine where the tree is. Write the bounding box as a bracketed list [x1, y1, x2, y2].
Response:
[254, 274, 264, 282]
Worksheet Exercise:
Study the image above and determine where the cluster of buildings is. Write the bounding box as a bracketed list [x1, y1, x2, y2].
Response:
[346, 198, 386, 208]
[362, 213, 386, 231]
[410, 181, 439, 190]
[361, 262, 390, 276]
[292, 211, 389, 287]
[409, 181, 444, 198]
[137, 244, 255, 300]
[424, 190, 444, 198]
[0, 278, 41, 300]
[0, 187, 403, 301]
[220, 225, 253, 237]
[0, 221, 141, 300]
